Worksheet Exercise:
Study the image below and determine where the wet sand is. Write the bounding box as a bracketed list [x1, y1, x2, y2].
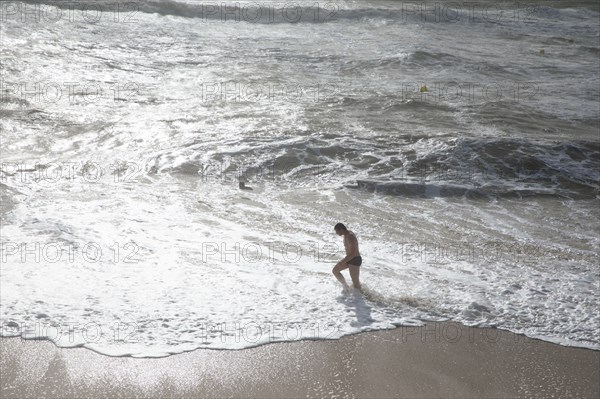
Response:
[1, 322, 598, 398]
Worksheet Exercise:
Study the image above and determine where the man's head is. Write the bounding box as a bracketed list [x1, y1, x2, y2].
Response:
[334, 223, 347, 236]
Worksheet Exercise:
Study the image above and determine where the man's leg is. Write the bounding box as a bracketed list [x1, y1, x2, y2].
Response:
[332, 263, 350, 288]
[349, 265, 361, 292]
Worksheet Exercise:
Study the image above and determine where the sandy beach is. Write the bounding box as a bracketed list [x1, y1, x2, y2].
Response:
[1, 322, 598, 398]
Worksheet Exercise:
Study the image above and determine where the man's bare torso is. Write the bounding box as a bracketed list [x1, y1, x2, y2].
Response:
[344, 231, 360, 257]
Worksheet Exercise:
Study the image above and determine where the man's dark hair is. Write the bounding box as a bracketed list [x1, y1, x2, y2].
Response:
[334, 223, 346, 231]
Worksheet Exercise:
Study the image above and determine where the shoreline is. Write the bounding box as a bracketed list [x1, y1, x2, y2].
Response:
[2, 321, 598, 398]
[2, 321, 599, 358]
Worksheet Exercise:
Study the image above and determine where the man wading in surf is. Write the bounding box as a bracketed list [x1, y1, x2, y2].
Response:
[332, 223, 362, 293]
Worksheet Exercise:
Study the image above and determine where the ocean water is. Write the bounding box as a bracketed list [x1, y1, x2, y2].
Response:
[1, 0, 599, 356]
